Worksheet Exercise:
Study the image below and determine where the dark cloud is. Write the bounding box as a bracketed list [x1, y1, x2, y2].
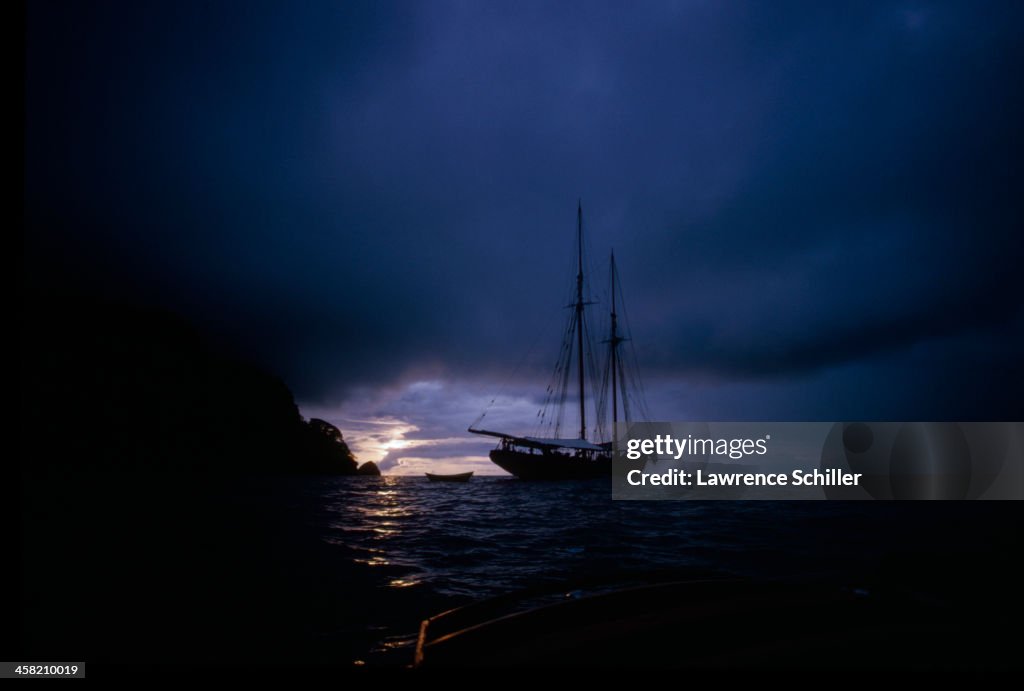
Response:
[25, 1, 1024, 420]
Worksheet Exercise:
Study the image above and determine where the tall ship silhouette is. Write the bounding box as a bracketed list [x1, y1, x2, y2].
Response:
[470, 203, 648, 479]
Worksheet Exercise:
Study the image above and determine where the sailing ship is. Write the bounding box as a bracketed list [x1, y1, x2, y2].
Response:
[469, 203, 647, 480]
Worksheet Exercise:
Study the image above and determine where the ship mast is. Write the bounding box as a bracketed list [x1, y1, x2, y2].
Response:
[575, 200, 586, 442]
[610, 251, 620, 430]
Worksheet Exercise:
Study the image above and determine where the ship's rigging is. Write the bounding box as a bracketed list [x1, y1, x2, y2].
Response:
[469, 202, 649, 478]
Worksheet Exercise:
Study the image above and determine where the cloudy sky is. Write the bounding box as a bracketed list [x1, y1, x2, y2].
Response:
[25, 1, 1024, 473]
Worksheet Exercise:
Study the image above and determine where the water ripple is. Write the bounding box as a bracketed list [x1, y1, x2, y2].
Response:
[316, 476, 876, 600]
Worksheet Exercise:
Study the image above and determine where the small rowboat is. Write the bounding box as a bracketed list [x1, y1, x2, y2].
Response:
[425, 472, 474, 483]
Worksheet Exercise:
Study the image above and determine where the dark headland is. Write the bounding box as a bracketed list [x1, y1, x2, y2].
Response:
[21, 298, 378, 476]
[19, 297, 382, 666]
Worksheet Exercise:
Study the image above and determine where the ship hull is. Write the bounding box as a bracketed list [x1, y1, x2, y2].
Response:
[490, 448, 610, 480]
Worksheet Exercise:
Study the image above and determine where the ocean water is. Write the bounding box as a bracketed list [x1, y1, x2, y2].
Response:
[321, 476, 863, 598]
[305, 476, 1017, 663]
[20, 472, 1020, 666]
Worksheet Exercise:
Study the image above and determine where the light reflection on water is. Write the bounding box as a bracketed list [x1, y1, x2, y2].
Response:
[301, 475, 1010, 663]
[315, 476, 883, 599]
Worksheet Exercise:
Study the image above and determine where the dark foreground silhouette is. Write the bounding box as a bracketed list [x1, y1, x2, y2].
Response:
[21, 299, 377, 475]
[18, 298, 384, 666]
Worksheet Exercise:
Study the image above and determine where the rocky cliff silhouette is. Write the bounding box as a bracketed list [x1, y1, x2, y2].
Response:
[21, 298, 379, 475]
